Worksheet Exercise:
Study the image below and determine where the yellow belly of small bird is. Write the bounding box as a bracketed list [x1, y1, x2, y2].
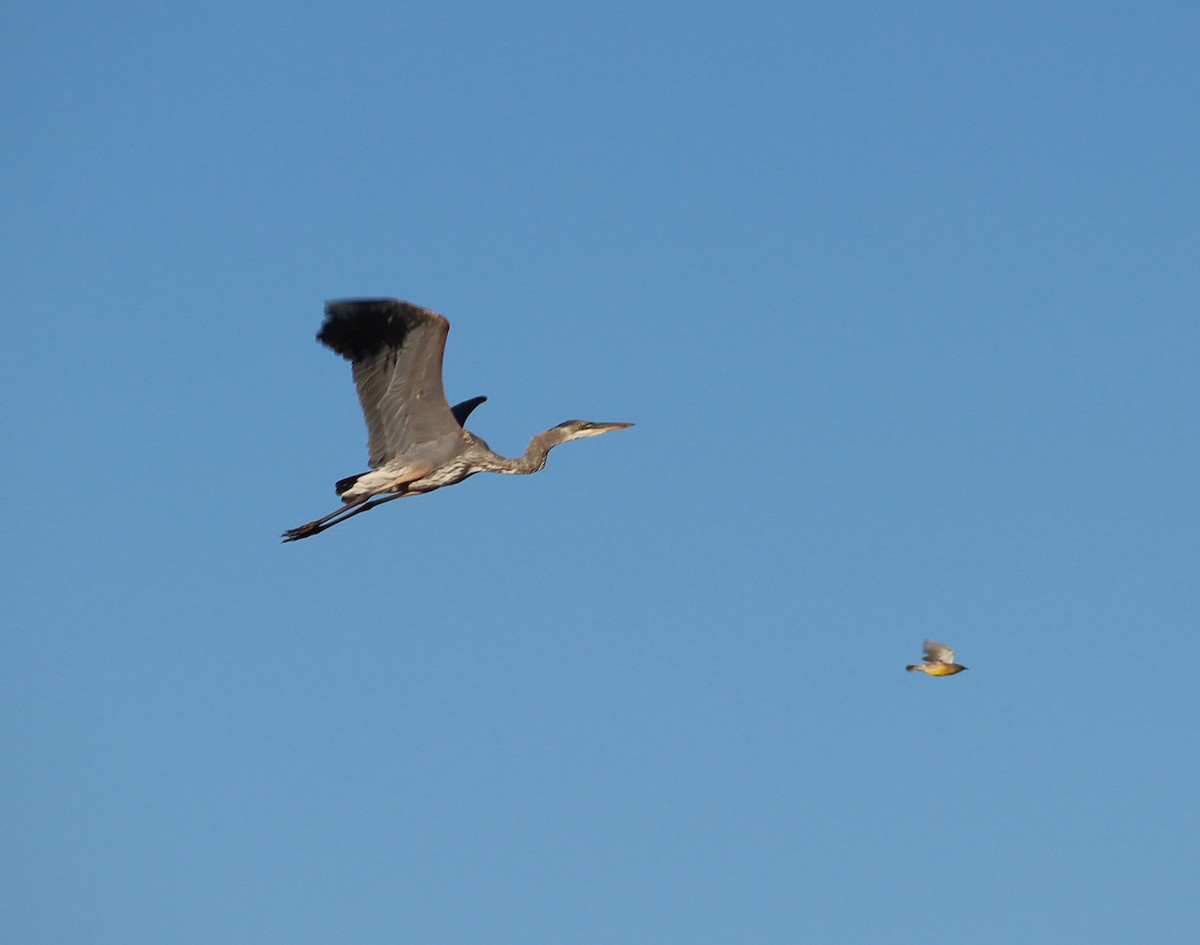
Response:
[922, 664, 963, 676]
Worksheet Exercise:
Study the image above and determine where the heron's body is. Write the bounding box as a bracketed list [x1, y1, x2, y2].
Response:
[338, 451, 481, 501]
[906, 640, 968, 676]
[335, 429, 561, 502]
[283, 299, 632, 541]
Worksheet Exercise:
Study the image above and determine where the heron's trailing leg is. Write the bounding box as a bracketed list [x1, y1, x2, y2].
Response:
[280, 499, 364, 541]
[281, 493, 407, 542]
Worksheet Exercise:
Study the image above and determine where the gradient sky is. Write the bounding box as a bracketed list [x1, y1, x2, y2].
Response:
[4, 2, 1198, 943]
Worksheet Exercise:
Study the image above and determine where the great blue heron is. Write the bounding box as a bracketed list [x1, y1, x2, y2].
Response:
[283, 299, 633, 541]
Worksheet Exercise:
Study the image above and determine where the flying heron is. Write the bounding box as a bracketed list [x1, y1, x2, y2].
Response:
[283, 299, 633, 541]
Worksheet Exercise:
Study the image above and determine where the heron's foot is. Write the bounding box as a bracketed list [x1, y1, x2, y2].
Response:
[281, 521, 323, 542]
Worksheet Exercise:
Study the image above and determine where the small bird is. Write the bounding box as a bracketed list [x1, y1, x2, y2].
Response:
[906, 640, 968, 676]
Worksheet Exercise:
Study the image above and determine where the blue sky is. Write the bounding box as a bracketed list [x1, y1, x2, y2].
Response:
[3, 2, 1198, 942]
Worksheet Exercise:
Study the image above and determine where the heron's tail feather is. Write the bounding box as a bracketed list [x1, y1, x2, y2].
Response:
[335, 472, 368, 496]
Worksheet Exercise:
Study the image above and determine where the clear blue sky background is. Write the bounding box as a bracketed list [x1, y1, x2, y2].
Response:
[3, 2, 1197, 942]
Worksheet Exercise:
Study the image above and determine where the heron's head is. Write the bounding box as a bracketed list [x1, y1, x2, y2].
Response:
[552, 420, 635, 442]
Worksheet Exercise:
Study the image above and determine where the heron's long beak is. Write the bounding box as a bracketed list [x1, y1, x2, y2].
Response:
[587, 422, 634, 435]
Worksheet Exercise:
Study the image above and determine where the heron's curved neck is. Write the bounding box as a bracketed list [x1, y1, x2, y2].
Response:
[483, 429, 564, 475]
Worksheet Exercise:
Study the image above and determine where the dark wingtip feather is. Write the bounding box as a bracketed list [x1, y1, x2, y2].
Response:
[318, 299, 442, 361]
[335, 472, 366, 496]
[450, 395, 487, 427]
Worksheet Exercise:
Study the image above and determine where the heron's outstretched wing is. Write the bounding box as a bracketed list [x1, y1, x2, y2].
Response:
[319, 299, 461, 466]
[923, 640, 956, 664]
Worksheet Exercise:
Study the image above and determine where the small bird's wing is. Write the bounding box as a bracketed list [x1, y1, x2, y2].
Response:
[923, 640, 956, 664]
[319, 300, 462, 467]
